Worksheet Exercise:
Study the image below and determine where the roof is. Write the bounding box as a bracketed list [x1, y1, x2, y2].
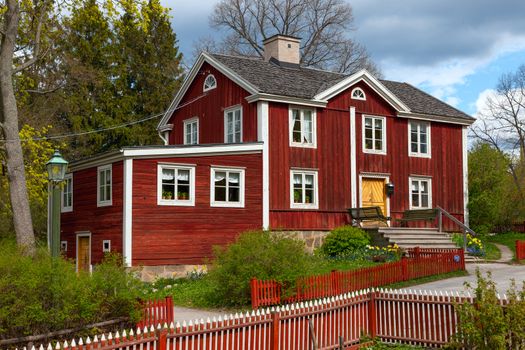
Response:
[210, 53, 473, 122]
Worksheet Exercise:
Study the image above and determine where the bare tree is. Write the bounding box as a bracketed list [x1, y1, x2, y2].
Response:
[200, 0, 380, 75]
[471, 65, 525, 198]
[0, 0, 52, 254]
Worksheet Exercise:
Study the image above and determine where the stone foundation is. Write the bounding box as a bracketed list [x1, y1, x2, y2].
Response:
[272, 230, 329, 253]
[131, 230, 329, 281]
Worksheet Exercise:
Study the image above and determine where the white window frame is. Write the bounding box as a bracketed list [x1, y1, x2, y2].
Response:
[61, 241, 68, 252]
[351, 87, 366, 101]
[210, 167, 245, 208]
[362, 115, 387, 155]
[409, 176, 432, 209]
[97, 164, 112, 207]
[157, 163, 196, 206]
[224, 106, 243, 143]
[61, 173, 73, 213]
[203, 74, 217, 92]
[183, 117, 199, 145]
[289, 106, 317, 148]
[408, 120, 431, 158]
[290, 169, 319, 209]
[102, 240, 111, 253]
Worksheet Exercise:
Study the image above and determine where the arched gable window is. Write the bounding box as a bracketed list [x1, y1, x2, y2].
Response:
[203, 74, 217, 92]
[351, 87, 366, 101]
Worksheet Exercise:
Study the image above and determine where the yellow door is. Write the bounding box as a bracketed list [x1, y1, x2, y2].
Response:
[361, 178, 387, 217]
[77, 236, 90, 272]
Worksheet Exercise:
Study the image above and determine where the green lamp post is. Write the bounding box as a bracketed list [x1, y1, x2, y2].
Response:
[46, 150, 68, 257]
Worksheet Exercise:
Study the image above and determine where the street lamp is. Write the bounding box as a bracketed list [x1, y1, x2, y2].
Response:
[46, 150, 68, 257]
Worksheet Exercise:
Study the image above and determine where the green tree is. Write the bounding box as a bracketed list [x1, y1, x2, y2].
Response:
[468, 142, 514, 232]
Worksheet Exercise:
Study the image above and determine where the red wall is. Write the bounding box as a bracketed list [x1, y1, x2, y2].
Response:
[269, 81, 465, 230]
[131, 153, 262, 265]
[61, 161, 124, 265]
[167, 62, 258, 145]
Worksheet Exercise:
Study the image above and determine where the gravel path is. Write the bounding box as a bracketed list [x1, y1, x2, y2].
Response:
[494, 243, 513, 262]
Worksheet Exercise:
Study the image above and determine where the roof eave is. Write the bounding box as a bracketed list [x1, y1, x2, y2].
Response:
[397, 112, 475, 126]
[246, 93, 327, 107]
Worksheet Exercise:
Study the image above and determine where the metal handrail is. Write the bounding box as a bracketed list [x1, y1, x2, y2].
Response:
[436, 206, 476, 251]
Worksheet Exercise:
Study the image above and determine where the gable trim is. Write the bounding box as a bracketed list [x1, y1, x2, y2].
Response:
[314, 69, 411, 113]
[157, 52, 259, 130]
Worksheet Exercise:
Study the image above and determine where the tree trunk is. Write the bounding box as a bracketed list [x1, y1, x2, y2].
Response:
[0, 0, 36, 254]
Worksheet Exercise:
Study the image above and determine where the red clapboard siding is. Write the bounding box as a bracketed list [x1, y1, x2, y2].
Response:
[167, 62, 258, 145]
[269, 81, 465, 231]
[60, 161, 124, 265]
[131, 153, 262, 265]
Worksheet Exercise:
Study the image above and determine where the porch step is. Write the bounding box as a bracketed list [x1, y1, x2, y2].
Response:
[378, 227, 458, 250]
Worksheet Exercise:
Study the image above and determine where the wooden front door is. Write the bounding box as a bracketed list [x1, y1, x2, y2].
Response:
[77, 235, 91, 272]
[361, 177, 387, 216]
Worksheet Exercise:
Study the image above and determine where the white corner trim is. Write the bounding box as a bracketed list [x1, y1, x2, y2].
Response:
[157, 163, 196, 206]
[407, 120, 432, 159]
[362, 115, 387, 155]
[462, 126, 469, 226]
[97, 164, 113, 207]
[158, 52, 258, 130]
[122, 144, 263, 157]
[258, 101, 270, 229]
[314, 69, 410, 112]
[123, 159, 133, 267]
[350, 107, 357, 208]
[210, 167, 246, 208]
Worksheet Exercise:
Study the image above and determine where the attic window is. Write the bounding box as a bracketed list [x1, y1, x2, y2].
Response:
[351, 87, 366, 101]
[203, 74, 217, 92]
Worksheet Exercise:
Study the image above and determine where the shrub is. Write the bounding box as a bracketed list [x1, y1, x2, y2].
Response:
[0, 240, 142, 339]
[319, 226, 371, 257]
[205, 231, 313, 306]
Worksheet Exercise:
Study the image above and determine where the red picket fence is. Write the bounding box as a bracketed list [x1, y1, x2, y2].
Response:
[517, 240, 525, 261]
[137, 296, 174, 329]
[251, 248, 465, 309]
[34, 288, 481, 349]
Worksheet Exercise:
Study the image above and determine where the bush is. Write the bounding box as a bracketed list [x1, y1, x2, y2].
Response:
[319, 226, 371, 257]
[205, 231, 313, 306]
[0, 240, 142, 339]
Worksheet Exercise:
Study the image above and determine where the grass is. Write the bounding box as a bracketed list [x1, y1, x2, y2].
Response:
[386, 270, 468, 290]
[483, 241, 501, 261]
[486, 232, 525, 261]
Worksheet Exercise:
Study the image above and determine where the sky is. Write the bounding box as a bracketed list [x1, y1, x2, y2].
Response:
[160, 0, 525, 117]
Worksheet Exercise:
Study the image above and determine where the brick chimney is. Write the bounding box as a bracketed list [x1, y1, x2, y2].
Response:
[263, 35, 301, 66]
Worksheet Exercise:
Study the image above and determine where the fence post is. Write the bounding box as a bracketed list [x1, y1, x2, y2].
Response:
[250, 278, 258, 310]
[401, 257, 408, 281]
[271, 312, 280, 350]
[368, 291, 377, 339]
[157, 328, 167, 350]
[459, 248, 466, 270]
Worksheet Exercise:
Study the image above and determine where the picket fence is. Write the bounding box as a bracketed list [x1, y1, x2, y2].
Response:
[517, 240, 525, 261]
[25, 288, 480, 350]
[138, 297, 174, 329]
[251, 248, 465, 309]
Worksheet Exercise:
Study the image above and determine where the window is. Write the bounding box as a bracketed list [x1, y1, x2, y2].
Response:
[184, 118, 199, 145]
[211, 167, 245, 207]
[61, 173, 73, 212]
[224, 107, 242, 143]
[409, 177, 432, 209]
[102, 240, 111, 253]
[409, 121, 431, 157]
[203, 74, 217, 92]
[97, 165, 112, 207]
[351, 87, 366, 100]
[290, 170, 318, 209]
[290, 107, 316, 147]
[158, 164, 195, 206]
[61, 241, 67, 252]
[363, 115, 386, 154]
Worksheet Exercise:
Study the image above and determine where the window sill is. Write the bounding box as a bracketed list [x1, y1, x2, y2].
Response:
[290, 204, 319, 210]
[61, 207, 73, 213]
[409, 153, 431, 159]
[211, 201, 245, 208]
[363, 149, 387, 155]
[290, 142, 317, 149]
[158, 200, 195, 207]
[97, 201, 112, 207]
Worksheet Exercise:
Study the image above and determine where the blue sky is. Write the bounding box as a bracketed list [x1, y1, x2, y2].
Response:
[161, 0, 525, 117]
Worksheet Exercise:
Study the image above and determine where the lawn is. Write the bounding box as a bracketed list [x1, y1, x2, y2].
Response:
[486, 232, 525, 261]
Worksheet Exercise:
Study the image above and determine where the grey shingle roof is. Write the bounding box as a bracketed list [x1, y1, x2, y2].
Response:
[210, 53, 473, 121]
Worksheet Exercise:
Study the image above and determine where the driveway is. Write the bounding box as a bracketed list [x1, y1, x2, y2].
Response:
[399, 262, 525, 294]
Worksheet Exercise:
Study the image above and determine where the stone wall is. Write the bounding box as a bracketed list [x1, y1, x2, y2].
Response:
[271, 230, 329, 253]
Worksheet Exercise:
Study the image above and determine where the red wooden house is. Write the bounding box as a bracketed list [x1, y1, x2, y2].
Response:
[59, 35, 474, 275]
